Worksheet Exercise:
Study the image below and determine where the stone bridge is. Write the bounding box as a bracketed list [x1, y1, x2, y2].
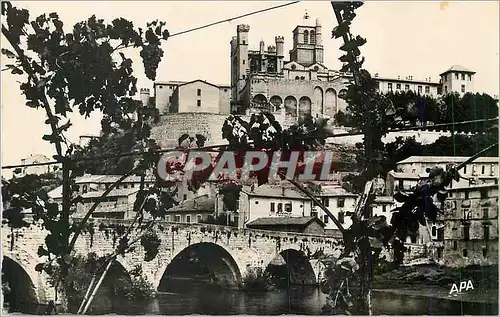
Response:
[2, 218, 343, 309]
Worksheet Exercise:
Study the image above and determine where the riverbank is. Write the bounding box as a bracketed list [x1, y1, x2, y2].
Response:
[372, 263, 498, 304]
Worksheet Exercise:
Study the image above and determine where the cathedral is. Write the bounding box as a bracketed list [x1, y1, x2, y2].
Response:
[230, 12, 350, 120]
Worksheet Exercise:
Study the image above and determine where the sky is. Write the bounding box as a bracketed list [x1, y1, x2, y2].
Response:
[1, 1, 499, 177]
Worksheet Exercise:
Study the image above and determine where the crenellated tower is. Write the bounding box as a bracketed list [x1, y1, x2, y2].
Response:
[230, 24, 250, 102]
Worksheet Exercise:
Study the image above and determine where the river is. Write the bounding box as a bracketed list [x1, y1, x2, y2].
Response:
[91, 284, 497, 315]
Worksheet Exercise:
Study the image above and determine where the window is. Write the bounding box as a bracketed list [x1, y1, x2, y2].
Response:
[404, 84, 409, 91]
[197, 214, 202, 223]
[484, 225, 490, 240]
[166, 215, 171, 222]
[468, 74, 471, 81]
[304, 30, 309, 44]
[437, 248, 442, 259]
[270, 202, 275, 212]
[310, 30, 315, 44]
[337, 198, 345, 208]
[463, 166, 467, 174]
[455, 74, 459, 80]
[323, 215, 329, 223]
[461, 85, 465, 93]
[453, 241, 457, 250]
[197, 100, 201, 107]
[300, 76, 305, 80]
[314, 66, 319, 71]
[445, 86, 448, 93]
[396, 83, 401, 90]
[183, 194, 187, 200]
[465, 191, 469, 200]
[382, 205, 387, 213]
[277, 203, 283, 213]
[124, 184, 128, 189]
[291, 64, 296, 70]
[242, 75, 245, 79]
[338, 212, 345, 224]
[461, 73, 465, 80]
[410, 236, 417, 243]
[174, 215, 181, 222]
[463, 224, 470, 241]
[388, 83, 393, 91]
[480, 189, 488, 199]
[481, 165, 485, 174]
[425, 86, 430, 94]
[186, 215, 191, 223]
[242, 40, 246, 45]
[285, 203, 292, 212]
[432, 226, 437, 237]
[242, 60, 245, 65]
[418, 86, 422, 94]
[463, 249, 468, 257]
[82, 185, 88, 193]
[197, 89, 201, 96]
[483, 247, 488, 257]
[255, 201, 259, 204]
[323, 198, 329, 207]
[131, 183, 135, 188]
[105, 184, 110, 190]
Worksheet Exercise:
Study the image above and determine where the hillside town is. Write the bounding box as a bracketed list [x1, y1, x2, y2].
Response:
[1, 2, 498, 316]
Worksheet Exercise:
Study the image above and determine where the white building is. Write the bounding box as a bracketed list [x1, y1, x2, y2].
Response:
[439, 65, 475, 96]
[14, 154, 52, 177]
[374, 74, 440, 97]
[313, 186, 358, 233]
[237, 185, 313, 228]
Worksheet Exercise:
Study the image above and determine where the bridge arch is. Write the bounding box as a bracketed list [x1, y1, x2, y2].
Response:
[2, 253, 42, 313]
[156, 242, 243, 291]
[263, 248, 317, 288]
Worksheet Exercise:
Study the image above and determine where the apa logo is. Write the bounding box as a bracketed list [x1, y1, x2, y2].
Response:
[449, 280, 474, 296]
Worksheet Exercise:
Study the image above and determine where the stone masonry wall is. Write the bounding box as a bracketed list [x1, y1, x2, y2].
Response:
[2, 219, 343, 302]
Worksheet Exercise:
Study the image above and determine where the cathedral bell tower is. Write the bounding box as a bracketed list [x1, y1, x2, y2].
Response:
[289, 10, 324, 66]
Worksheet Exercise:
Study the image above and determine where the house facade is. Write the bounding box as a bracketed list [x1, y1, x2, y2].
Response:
[165, 194, 215, 224]
[431, 184, 498, 267]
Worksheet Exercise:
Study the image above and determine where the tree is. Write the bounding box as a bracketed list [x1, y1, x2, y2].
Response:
[321, 3, 499, 315]
[1, 2, 178, 311]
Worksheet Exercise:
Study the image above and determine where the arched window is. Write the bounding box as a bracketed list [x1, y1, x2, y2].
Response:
[310, 30, 315, 44]
[295, 76, 300, 80]
[304, 30, 309, 44]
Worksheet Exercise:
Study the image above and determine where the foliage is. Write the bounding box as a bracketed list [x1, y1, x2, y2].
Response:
[242, 267, 274, 292]
[382, 133, 499, 177]
[1, 2, 175, 311]
[218, 181, 242, 212]
[339, 90, 498, 133]
[47, 253, 153, 313]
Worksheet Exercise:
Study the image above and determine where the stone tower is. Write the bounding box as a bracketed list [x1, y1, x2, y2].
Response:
[289, 12, 324, 66]
[275, 36, 285, 73]
[230, 24, 250, 101]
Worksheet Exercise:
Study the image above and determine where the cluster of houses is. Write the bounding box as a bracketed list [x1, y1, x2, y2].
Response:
[40, 154, 499, 268]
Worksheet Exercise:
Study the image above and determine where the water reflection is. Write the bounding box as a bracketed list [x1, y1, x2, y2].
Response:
[105, 284, 498, 316]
